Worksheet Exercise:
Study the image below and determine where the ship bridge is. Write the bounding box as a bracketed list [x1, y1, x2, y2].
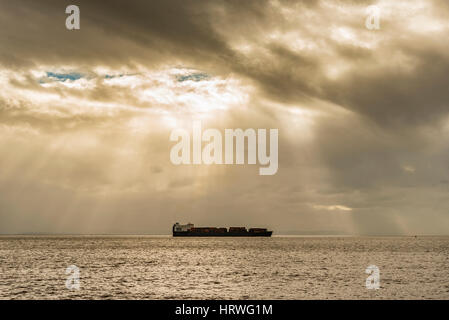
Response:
[173, 222, 194, 232]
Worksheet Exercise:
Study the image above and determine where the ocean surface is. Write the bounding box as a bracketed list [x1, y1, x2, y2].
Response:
[0, 235, 448, 299]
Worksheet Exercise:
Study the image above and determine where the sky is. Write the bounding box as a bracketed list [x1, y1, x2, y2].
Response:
[1, 0, 449, 235]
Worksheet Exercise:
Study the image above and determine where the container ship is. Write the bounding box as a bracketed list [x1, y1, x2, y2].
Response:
[172, 223, 272, 237]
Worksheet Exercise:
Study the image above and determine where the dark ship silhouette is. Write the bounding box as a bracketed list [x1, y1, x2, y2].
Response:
[172, 223, 272, 237]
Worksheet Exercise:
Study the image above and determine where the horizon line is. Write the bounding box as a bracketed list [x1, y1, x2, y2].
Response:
[1, 233, 448, 237]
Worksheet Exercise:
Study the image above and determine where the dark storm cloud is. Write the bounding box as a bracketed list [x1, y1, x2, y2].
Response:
[323, 45, 449, 127]
[0, 0, 235, 68]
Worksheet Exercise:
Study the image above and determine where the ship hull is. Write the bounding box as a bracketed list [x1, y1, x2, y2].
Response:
[173, 231, 272, 237]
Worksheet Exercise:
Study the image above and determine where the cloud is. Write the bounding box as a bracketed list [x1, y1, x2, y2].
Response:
[1, 0, 449, 234]
[313, 205, 353, 212]
[402, 165, 416, 173]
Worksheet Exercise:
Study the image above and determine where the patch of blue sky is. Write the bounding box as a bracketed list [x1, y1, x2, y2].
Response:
[104, 73, 139, 79]
[105, 74, 123, 79]
[46, 72, 83, 82]
[176, 72, 209, 82]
